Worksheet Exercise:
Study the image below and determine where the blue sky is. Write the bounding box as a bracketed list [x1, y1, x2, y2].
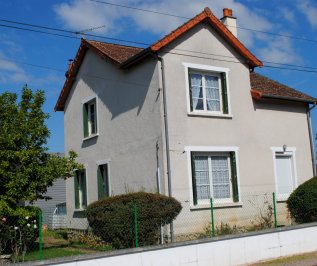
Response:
[0, 0, 316, 152]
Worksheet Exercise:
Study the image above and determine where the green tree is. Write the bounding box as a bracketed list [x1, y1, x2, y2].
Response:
[0, 85, 82, 210]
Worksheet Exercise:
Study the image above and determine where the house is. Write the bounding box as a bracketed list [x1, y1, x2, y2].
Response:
[55, 7, 316, 236]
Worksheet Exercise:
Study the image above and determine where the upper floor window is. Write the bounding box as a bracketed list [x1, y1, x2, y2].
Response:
[184, 63, 231, 117]
[83, 97, 98, 139]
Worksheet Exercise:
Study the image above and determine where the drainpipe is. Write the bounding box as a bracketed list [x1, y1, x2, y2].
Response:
[157, 55, 174, 242]
[307, 103, 316, 176]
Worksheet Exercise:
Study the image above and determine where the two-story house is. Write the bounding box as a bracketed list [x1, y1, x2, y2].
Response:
[55, 7, 316, 236]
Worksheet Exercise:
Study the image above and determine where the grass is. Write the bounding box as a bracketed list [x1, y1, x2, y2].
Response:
[13, 229, 112, 262]
[251, 251, 317, 265]
[22, 246, 88, 262]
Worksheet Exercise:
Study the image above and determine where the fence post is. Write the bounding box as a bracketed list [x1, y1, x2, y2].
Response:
[210, 198, 215, 237]
[38, 209, 43, 260]
[272, 192, 278, 228]
[134, 204, 139, 248]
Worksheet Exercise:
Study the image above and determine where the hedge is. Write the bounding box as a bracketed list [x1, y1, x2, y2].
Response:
[287, 177, 317, 223]
[86, 192, 182, 249]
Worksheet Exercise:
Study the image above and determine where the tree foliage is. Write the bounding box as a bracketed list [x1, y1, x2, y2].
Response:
[0, 86, 82, 210]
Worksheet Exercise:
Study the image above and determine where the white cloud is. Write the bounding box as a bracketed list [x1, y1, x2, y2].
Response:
[54, 0, 272, 47]
[257, 36, 301, 65]
[296, 0, 317, 28]
[279, 7, 296, 24]
[0, 53, 29, 83]
[54, 0, 123, 34]
[54, 0, 303, 65]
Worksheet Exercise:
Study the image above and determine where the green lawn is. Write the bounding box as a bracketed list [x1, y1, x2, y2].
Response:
[22, 247, 88, 262]
[251, 251, 317, 265]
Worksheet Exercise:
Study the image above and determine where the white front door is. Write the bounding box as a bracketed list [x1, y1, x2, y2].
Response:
[275, 155, 294, 198]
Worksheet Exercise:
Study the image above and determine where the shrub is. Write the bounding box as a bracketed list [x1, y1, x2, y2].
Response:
[287, 177, 317, 223]
[0, 206, 39, 262]
[86, 192, 182, 249]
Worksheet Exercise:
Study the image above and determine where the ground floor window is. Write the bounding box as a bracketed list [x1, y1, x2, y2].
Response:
[97, 163, 110, 199]
[189, 148, 239, 205]
[74, 169, 87, 209]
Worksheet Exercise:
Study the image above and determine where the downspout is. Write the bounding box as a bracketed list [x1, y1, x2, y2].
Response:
[307, 103, 316, 176]
[157, 55, 174, 242]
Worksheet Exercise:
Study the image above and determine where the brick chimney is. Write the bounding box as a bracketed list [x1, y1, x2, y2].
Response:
[220, 8, 237, 37]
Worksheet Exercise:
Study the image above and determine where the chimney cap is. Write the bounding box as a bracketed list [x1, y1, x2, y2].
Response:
[223, 8, 233, 17]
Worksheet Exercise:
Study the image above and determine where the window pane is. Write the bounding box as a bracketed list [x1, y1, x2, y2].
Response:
[211, 156, 230, 199]
[205, 75, 220, 111]
[89, 103, 96, 134]
[194, 156, 210, 200]
[190, 74, 204, 110]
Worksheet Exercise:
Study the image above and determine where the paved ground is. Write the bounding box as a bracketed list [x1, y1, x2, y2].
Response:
[250, 251, 317, 266]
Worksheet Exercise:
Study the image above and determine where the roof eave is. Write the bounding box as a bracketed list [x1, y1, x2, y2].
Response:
[251, 89, 317, 104]
[120, 48, 152, 69]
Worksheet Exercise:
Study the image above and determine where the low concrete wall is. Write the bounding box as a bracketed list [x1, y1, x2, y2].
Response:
[30, 223, 317, 266]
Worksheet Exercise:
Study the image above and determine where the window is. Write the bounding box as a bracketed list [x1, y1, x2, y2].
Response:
[83, 98, 97, 138]
[272, 148, 297, 200]
[97, 164, 110, 200]
[189, 149, 239, 205]
[74, 169, 87, 209]
[184, 63, 230, 116]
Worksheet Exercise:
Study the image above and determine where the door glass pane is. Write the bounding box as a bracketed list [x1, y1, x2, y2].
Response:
[276, 155, 293, 195]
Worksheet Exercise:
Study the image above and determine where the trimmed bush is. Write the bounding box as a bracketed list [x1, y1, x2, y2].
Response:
[86, 192, 182, 249]
[287, 177, 317, 223]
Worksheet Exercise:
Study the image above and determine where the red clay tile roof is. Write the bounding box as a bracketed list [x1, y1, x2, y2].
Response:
[150, 7, 262, 68]
[86, 40, 143, 64]
[55, 39, 143, 111]
[250, 72, 316, 103]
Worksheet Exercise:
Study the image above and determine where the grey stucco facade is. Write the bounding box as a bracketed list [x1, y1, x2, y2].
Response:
[60, 13, 314, 234]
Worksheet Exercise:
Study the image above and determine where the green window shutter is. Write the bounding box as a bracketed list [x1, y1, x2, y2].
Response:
[230, 152, 239, 202]
[82, 170, 87, 208]
[74, 172, 80, 209]
[97, 165, 104, 200]
[221, 73, 229, 114]
[188, 72, 193, 111]
[191, 152, 198, 205]
[83, 103, 88, 137]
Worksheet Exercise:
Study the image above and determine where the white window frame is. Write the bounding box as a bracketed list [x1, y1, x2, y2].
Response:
[185, 146, 241, 208]
[97, 159, 111, 198]
[271, 147, 298, 201]
[82, 94, 99, 140]
[183, 63, 232, 118]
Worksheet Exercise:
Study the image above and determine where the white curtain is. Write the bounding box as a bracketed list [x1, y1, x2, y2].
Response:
[205, 75, 220, 111]
[194, 156, 210, 200]
[190, 74, 203, 110]
[211, 156, 230, 199]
